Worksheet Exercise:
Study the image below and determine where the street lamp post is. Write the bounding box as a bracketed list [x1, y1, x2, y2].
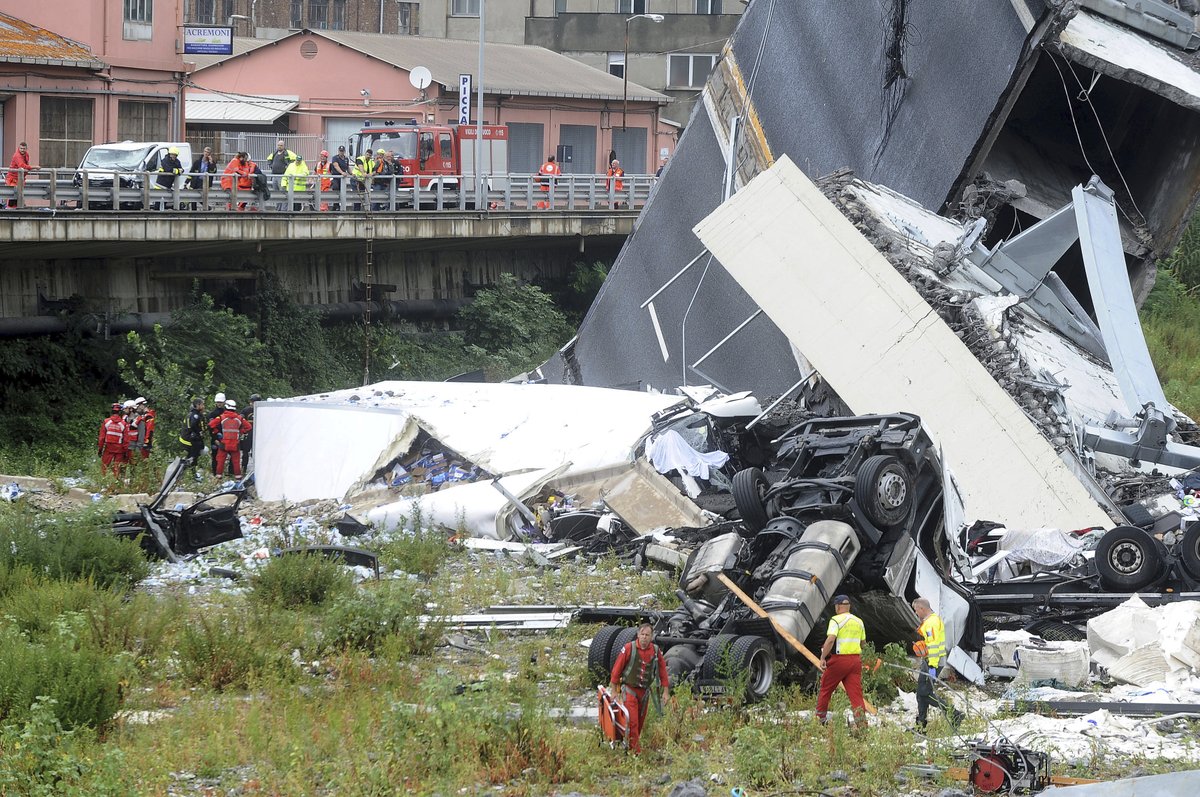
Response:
[228, 14, 249, 34]
[623, 13, 664, 132]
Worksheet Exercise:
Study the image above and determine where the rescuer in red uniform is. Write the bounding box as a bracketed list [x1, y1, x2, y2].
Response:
[97, 402, 128, 478]
[608, 623, 669, 754]
[209, 400, 252, 478]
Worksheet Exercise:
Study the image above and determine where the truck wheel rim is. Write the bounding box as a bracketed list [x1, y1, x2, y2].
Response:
[1111, 541, 1144, 574]
[877, 471, 907, 508]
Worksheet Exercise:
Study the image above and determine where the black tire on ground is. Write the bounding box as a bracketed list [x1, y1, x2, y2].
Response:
[587, 625, 625, 684]
[732, 467, 771, 534]
[1181, 523, 1200, 580]
[698, 634, 740, 683]
[608, 627, 642, 676]
[854, 455, 913, 528]
[1119, 502, 1155, 529]
[1023, 619, 1087, 642]
[730, 635, 775, 703]
[1094, 526, 1165, 592]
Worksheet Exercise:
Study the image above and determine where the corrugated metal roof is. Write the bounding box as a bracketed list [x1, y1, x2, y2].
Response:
[192, 29, 669, 104]
[0, 12, 105, 69]
[185, 93, 299, 125]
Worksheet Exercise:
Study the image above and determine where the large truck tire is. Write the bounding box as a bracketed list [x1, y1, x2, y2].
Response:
[1181, 523, 1200, 581]
[730, 635, 775, 703]
[1095, 526, 1166, 591]
[587, 625, 625, 684]
[854, 455, 912, 528]
[732, 468, 770, 533]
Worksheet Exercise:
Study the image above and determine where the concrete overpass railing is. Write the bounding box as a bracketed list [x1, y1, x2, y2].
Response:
[0, 170, 657, 214]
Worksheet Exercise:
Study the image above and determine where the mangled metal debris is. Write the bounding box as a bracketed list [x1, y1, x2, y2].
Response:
[111, 457, 245, 561]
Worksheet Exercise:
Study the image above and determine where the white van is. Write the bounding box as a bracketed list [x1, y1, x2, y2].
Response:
[74, 141, 193, 208]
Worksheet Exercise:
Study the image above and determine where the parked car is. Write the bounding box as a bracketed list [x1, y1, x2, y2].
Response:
[72, 141, 192, 209]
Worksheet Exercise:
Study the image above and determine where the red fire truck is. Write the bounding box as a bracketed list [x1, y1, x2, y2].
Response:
[347, 121, 509, 205]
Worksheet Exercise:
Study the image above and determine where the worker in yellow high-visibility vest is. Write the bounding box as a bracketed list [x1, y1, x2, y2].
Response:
[912, 597, 963, 730]
[816, 594, 868, 728]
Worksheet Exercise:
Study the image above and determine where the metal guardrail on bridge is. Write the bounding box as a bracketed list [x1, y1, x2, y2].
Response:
[0, 170, 655, 213]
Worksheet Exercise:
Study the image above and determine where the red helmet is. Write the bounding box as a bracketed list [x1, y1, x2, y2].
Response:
[111, 402, 122, 412]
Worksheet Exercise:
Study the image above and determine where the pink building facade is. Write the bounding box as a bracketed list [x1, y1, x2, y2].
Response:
[187, 29, 672, 175]
[0, 2, 188, 168]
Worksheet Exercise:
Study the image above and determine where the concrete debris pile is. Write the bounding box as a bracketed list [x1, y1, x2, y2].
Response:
[1089, 597, 1200, 688]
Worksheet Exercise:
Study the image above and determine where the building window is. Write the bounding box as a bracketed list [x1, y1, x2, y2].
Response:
[555, 0, 568, 14]
[332, 0, 346, 29]
[117, 101, 169, 142]
[194, 0, 216, 24]
[452, 0, 480, 17]
[398, 2, 419, 34]
[695, 0, 722, 13]
[291, 0, 302, 27]
[309, 0, 328, 28]
[668, 54, 717, 88]
[618, 0, 647, 14]
[224, 0, 237, 21]
[607, 53, 625, 79]
[124, 0, 153, 40]
[40, 97, 93, 168]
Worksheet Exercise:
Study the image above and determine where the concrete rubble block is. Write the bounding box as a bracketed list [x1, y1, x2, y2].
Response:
[1087, 597, 1200, 686]
[1014, 640, 1090, 688]
[982, 629, 1035, 669]
[1087, 596, 1160, 670]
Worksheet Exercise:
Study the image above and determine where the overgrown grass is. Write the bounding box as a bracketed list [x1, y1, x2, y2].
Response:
[0, 502, 149, 589]
[249, 551, 356, 609]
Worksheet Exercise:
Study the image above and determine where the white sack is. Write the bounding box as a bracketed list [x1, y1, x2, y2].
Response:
[1014, 640, 1090, 688]
[645, 429, 729, 479]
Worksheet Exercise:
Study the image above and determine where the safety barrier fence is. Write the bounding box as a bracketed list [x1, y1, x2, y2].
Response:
[0, 170, 655, 213]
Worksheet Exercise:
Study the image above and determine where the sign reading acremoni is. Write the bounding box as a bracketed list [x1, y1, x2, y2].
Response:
[183, 26, 233, 56]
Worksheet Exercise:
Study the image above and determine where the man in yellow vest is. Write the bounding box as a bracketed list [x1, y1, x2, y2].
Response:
[816, 594, 867, 728]
[912, 597, 963, 730]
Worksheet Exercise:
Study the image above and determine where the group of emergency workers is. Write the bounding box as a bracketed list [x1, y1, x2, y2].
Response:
[96, 397, 156, 478]
[177, 392, 258, 480]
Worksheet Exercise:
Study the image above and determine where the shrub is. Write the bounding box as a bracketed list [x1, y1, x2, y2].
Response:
[378, 527, 456, 577]
[175, 614, 268, 691]
[0, 697, 131, 796]
[0, 503, 149, 589]
[0, 576, 124, 641]
[249, 552, 355, 609]
[321, 582, 441, 657]
[0, 625, 124, 730]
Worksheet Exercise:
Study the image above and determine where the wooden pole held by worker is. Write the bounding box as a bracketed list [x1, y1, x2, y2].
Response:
[716, 572, 877, 715]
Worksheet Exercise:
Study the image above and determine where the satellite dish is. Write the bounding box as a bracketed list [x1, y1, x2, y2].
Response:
[409, 66, 432, 91]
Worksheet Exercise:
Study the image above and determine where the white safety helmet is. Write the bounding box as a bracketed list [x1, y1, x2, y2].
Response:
[225, 399, 237, 409]
[134, 396, 146, 406]
[122, 400, 135, 409]
[214, 392, 226, 403]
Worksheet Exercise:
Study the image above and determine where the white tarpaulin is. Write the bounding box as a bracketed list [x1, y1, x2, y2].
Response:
[255, 380, 682, 502]
[692, 156, 1109, 530]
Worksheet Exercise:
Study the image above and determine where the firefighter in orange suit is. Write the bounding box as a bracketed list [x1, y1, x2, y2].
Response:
[98, 403, 128, 477]
[537, 154, 560, 208]
[608, 623, 669, 754]
[208, 399, 252, 478]
[606, 158, 625, 208]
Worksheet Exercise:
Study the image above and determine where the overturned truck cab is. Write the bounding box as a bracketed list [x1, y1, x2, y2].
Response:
[590, 413, 983, 702]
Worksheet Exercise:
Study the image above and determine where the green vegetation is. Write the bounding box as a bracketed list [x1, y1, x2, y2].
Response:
[0, 499, 1192, 794]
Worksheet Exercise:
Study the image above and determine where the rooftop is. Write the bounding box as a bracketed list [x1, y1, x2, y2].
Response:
[0, 11, 105, 69]
[189, 29, 669, 104]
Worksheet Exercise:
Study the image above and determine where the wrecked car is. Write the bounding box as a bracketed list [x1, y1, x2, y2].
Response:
[589, 413, 979, 702]
[112, 458, 245, 561]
